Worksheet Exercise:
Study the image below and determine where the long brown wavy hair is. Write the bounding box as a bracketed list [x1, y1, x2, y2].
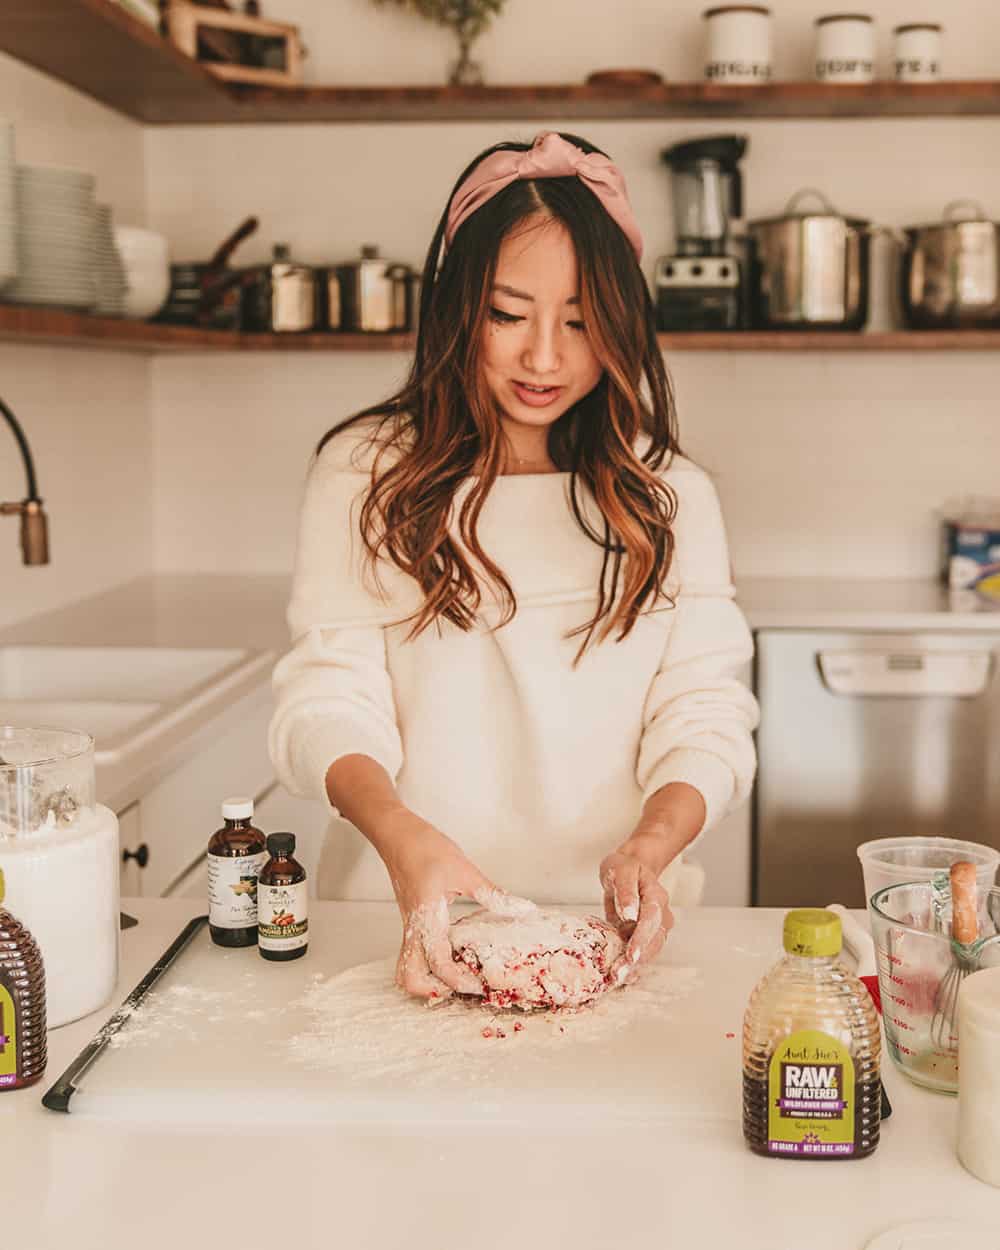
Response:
[317, 132, 682, 662]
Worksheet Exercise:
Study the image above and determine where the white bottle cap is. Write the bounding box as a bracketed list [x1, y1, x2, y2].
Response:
[221, 796, 254, 821]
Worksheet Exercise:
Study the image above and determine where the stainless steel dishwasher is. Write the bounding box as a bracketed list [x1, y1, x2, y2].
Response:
[754, 628, 1000, 907]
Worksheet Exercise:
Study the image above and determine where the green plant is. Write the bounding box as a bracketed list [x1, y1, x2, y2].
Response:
[372, 0, 507, 84]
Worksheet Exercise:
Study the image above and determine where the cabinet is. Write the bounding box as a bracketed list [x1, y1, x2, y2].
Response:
[112, 680, 275, 898]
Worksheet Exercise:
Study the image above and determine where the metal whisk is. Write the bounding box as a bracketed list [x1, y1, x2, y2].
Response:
[930, 861, 980, 1053]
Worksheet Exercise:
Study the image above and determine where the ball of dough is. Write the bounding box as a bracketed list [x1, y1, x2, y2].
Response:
[450, 909, 625, 1010]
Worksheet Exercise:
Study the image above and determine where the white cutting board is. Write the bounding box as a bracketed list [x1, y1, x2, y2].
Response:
[64, 905, 783, 1127]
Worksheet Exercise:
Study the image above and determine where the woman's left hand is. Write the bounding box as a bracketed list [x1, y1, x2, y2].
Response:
[599, 844, 674, 984]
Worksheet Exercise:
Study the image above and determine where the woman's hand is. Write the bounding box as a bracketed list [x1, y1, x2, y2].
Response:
[375, 807, 531, 1001]
[599, 837, 675, 984]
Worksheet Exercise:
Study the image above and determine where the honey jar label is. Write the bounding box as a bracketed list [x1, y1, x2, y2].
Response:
[0, 984, 17, 1087]
[767, 1029, 856, 1156]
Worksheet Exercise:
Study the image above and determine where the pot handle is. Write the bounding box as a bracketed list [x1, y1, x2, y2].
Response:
[784, 187, 839, 216]
[943, 198, 987, 223]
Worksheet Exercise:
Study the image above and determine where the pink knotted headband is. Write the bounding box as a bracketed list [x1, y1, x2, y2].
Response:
[444, 131, 644, 262]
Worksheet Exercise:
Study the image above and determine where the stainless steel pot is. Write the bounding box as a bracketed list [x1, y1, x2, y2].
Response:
[900, 201, 1000, 329]
[333, 245, 415, 332]
[243, 243, 318, 333]
[747, 189, 871, 330]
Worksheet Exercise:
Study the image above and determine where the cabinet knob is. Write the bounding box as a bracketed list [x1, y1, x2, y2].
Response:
[122, 843, 150, 869]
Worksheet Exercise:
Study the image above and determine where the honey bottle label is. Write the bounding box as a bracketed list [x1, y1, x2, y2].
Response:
[767, 1029, 856, 1157]
[0, 984, 17, 1088]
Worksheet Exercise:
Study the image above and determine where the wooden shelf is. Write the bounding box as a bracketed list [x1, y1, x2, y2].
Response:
[3, 306, 1000, 354]
[2, 1, 1000, 123]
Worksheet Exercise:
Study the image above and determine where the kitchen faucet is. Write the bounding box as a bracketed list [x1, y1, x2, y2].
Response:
[0, 394, 49, 565]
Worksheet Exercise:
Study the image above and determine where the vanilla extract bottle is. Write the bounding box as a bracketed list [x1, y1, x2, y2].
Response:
[207, 796, 268, 948]
[258, 832, 308, 962]
[743, 908, 881, 1160]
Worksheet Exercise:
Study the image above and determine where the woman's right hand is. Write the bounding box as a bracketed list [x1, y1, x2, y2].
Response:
[374, 808, 529, 1001]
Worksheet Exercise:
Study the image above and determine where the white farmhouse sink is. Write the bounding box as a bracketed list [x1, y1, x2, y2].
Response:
[0, 645, 274, 765]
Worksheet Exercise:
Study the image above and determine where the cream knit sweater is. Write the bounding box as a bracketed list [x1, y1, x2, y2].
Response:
[268, 423, 758, 904]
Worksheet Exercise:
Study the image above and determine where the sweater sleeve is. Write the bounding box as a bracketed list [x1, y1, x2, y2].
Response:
[636, 460, 759, 837]
[267, 438, 408, 808]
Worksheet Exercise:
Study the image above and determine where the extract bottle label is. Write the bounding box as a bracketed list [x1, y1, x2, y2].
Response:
[258, 881, 308, 952]
[767, 1029, 857, 1157]
[207, 851, 267, 930]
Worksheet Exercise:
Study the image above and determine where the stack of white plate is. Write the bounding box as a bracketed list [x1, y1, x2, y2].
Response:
[94, 204, 128, 317]
[0, 121, 16, 290]
[8, 163, 97, 309]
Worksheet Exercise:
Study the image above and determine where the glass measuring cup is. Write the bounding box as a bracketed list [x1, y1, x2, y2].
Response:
[869, 881, 1000, 1093]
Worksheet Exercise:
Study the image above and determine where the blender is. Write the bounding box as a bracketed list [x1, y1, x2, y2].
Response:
[655, 135, 749, 332]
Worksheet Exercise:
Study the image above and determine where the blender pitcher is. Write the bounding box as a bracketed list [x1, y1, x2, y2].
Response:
[0, 727, 120, 1027]
[869, 880, 1000, 1093]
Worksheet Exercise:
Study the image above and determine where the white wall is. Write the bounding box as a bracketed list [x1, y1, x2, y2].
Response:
[0, 54, 150, 627]
[145, 0, 1000, 581]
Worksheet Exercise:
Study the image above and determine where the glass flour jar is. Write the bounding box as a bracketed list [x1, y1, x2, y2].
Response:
[0, 727, 119, 1027]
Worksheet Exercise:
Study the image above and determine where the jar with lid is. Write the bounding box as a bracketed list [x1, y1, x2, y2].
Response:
[814, 13, 876, 83]
[893, 23, 942, 82]
[702, 5, 772, 85]
[743, 908, 882, 1159]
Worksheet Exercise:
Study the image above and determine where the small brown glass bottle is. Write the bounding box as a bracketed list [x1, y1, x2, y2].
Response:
[207, 796, 268, 948]
[0, 867, 47, 1092]
[258, 832, 308, 962]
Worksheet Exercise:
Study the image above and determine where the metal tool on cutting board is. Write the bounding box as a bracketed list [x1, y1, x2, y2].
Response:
[827, 903, 892, 1120]
[42, 915, 208, 1112]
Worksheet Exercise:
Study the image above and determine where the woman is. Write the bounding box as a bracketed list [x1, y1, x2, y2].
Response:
[268, 131, 758, 1001]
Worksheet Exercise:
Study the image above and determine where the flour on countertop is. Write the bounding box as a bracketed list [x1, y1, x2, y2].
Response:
[286, 957, 700, 1085]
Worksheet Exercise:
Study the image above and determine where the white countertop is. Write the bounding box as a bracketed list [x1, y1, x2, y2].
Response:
[2, 899, 995, 1250]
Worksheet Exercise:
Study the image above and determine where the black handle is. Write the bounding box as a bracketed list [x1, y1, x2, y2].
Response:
[42, 916, 209, 1113]
[122, 843, 149, 869]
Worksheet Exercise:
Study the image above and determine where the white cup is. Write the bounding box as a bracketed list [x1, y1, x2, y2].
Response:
[703, 5, 772, 85]
[958, 968, 1000, 1188]
[815, 13, 876, 83]
[893, 22, 942, 81]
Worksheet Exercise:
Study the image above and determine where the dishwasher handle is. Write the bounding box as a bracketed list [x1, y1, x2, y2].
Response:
[816, 649, 994, 698]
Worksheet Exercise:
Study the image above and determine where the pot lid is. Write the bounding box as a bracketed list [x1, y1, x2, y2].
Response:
[747, 187, 869, 229]
[902, 199, 998, 232]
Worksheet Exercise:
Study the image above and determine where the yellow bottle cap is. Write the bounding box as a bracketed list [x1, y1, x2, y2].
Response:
[0, 866, 5, 907]
[783, 908, 842, 958]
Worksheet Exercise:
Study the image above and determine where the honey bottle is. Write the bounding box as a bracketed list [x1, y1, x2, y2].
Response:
[207, 796, 268, 948]
[0, 867, 47, 1091]
[743, 908, 881, 1160]
[258, 833, 308, 962]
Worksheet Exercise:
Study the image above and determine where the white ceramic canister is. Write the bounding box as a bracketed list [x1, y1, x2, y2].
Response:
[0, 728, 120, 1028]
[957, 966, 1000, 1188]
[815, 13, 876, 83]
[893, 23, 942, 82]
[703, 5, 772, 85]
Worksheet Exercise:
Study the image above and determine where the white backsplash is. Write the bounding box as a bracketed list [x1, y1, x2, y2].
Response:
[3, 1, 1000, 626]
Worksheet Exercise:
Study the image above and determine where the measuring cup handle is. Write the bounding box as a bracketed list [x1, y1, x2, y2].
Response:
[827, 903, 877, 978]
